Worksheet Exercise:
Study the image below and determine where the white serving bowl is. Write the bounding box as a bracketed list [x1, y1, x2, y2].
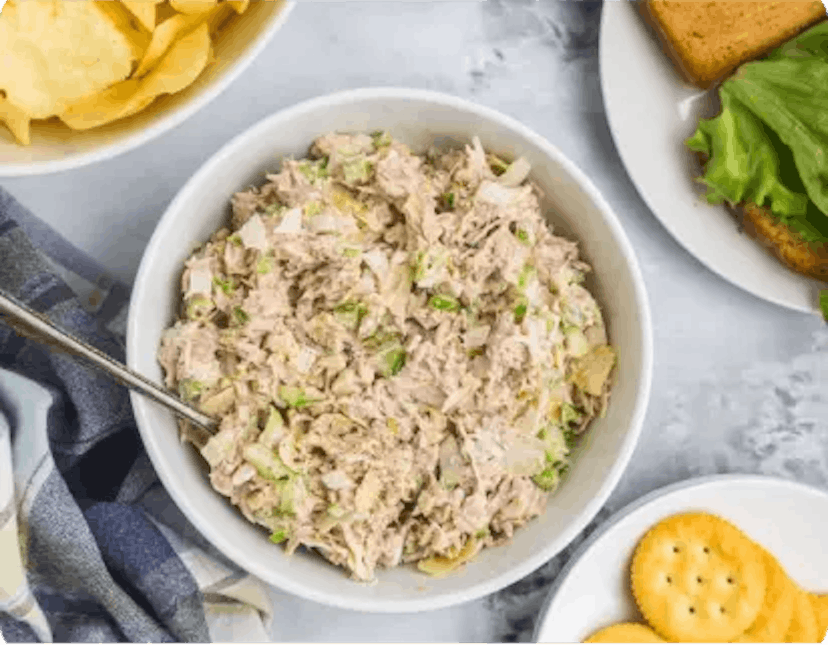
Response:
[127, 88, 654, 613]
[0, 0, 294, 177]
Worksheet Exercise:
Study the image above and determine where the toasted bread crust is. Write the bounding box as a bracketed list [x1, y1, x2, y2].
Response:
[740, 203, 828, 281]
[641, 1, 826, 88]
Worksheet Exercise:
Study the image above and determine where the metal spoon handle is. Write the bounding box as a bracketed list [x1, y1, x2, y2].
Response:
[0, 290, 218, 434]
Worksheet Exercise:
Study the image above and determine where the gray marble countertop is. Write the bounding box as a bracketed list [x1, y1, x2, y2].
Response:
[4, 1, 828, 641]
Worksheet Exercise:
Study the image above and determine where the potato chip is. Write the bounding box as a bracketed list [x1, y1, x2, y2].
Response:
[170, 0, 218, 15]
[0, 96, 30, 145]
[121, 0, 163, 33]
[228, 0, 250, 13]
[0, 0, 139, 118]
[60, 23, 212, 130]
[94, 0, 152, 48]
[208, 1, 237, 35]
[155, 1, 180, 25]
[141, 23, 211, 97]
[134, 10, 213, 78]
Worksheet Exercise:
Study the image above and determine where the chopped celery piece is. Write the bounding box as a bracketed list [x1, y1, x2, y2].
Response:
[517, 264, 536, 289]
[515, 228, 530, 244]
[278, 386, 322, 408]
[264, 202, 286, 216]
[200, 387, 234, 415]
[242, 443, 290, 481]
[362, 329, 402, 352]
[256, 255, 274, 274]
[269, 530, 288, 544]
[371, 131, 392, 148]
[186, 296, 213, 321]
[333, 300, 368, 330]
[278, 478, 297, 515]
[178, 379, 203, 401]
[560, 402, 583, 427]
[343, 158, 373, 184]
[212, 276, 235, 295]
[428, 294, 461, 312]
[533, 467, 560, 491]
[259, 406, 284, 447]
[297, 159, 329, 183]
[382, 348, 407, 377]
[304, 201, 323, 217]
[488, 154, 510, 175]
[232, 307, 249, 326]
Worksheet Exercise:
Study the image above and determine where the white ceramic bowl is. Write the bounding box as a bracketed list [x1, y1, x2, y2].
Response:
[127, 88, 654, 613]
[0, 0, 294, 177]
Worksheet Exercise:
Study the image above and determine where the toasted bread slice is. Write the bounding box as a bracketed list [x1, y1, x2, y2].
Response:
[739, 202, 828, 281]
[641, 1, 826, 88]
[693, 151, 828, 282]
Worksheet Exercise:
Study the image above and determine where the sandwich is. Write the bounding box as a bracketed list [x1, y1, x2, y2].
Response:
[641, 1, 828, 316]
[641, 1, 826, 89]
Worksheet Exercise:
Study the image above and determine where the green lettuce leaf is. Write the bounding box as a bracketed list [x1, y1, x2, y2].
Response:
[685, 92, 809, 217]
[766, 21, 828, 62]
[727, 59, 828, 213]
[686, 20, 828, 244]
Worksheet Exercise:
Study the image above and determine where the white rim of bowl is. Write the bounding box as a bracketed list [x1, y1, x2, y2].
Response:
[0, 2, 296, 178]
[127, 87, 654, 613]
[531, 473, 828, 642]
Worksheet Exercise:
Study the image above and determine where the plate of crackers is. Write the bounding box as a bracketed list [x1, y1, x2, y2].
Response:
[534, 474, 828, 643]
[599, 0, 828, 315]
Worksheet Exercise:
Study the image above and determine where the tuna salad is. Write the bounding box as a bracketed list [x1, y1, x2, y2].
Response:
[158, 132, 616, 581]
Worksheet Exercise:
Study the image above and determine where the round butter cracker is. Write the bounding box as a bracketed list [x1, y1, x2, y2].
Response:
[809, 594, 828, 642]
[583, 622, 664, 643]
[630, 512, 767, 643]
[785, 586, 820, 643]
[736, 550, 796, 642]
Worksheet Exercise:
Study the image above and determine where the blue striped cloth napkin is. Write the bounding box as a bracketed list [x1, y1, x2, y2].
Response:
[0, 187, 274, 643]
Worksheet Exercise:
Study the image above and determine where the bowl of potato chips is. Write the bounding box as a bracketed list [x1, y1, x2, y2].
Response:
[0, 0, 294, 176]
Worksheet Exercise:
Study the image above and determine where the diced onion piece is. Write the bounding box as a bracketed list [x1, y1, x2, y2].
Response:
[238, 214, 268, 250]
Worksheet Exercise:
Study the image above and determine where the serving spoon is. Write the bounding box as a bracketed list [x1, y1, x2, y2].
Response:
[0, 289, 219, 438]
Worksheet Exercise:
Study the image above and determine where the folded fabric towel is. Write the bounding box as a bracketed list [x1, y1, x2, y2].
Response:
[0, 187, 274, 643]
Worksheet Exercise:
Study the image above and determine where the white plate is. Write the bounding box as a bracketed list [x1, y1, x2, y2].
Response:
[599, 0, 826, 314]
[534, 474, 828, 643]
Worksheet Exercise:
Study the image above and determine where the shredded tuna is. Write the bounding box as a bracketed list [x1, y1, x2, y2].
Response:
[158, 132, 616, 581]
